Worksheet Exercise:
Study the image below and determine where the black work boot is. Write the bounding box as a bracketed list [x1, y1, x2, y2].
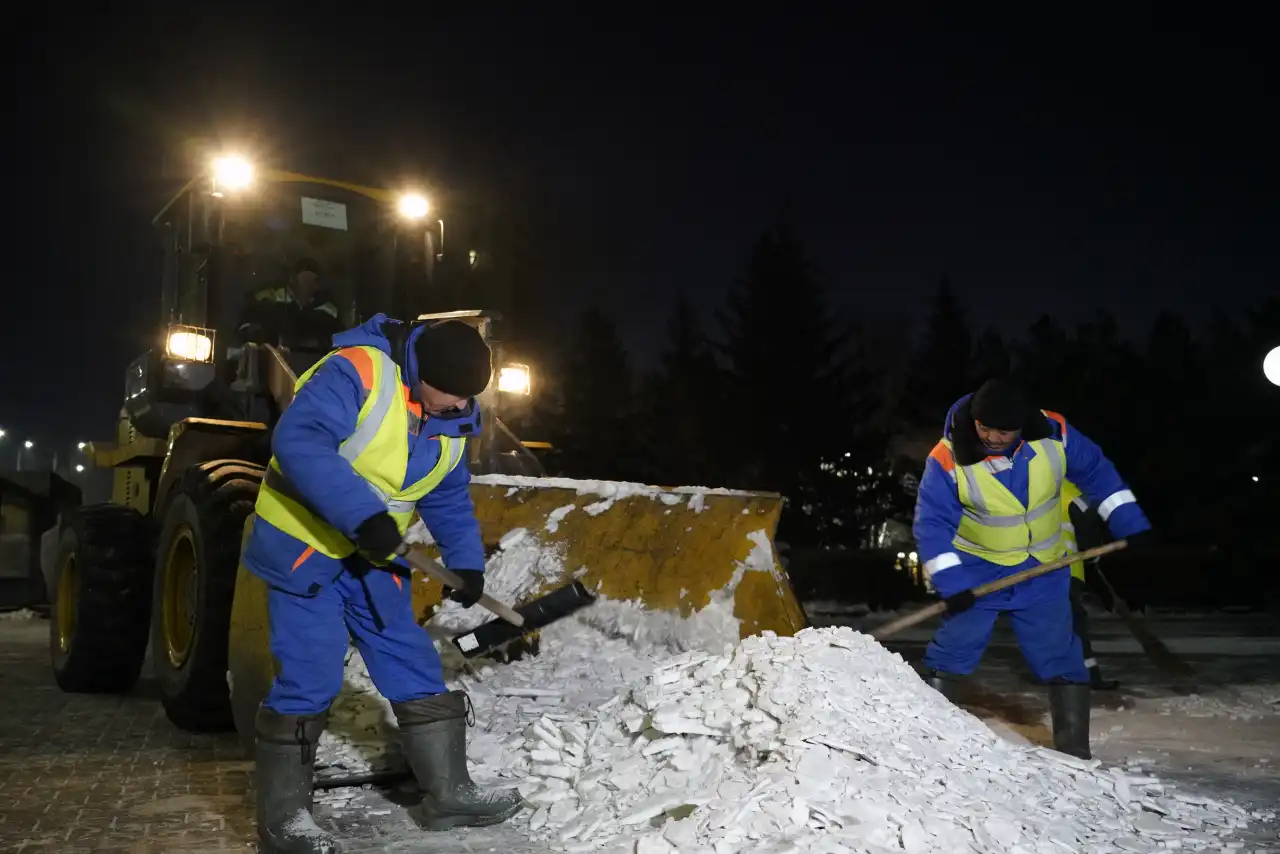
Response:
[255, 706, 338, 854]
[923, 669, 965, 703]
[393, 691, 524, 830]
[1048, 683, 1093, 760]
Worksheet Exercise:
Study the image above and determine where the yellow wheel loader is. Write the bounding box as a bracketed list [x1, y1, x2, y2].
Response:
[45, 154, 806, 742]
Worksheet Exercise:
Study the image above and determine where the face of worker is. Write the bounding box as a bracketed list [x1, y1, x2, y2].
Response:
[293, 270, 319, 303]
[974, 420, 1021, 453]
[418, 382, 469, 417]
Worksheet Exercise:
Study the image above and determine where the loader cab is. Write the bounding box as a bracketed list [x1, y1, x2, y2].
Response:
[124, 158, 441, 439]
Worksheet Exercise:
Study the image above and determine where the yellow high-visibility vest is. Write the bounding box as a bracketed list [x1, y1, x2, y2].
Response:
[943, 434, 1067, 567]
[254, 345, 466, 561]
[1062, 479, 1087, 581]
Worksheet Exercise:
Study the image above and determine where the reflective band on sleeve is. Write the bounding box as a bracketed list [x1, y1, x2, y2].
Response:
[924, 552, 962, 576]
[1083, 658, 1098, 669]
[1072, 496, 1089, 512]
[1097, 489, 1136, 521]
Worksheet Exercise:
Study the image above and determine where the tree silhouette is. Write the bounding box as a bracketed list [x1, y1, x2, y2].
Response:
[638, 296, 727, 486]
[553, 307, 640, 481]
[901, 276, 973, 428]
[718, 224, 846, 493]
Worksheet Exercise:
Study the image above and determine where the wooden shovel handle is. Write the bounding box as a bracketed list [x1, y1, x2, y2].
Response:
[870, 540, 1129, 640]
[397, 544, 526, 627]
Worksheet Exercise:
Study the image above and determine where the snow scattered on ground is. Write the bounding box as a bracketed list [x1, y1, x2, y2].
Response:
[0, 608, 38, 621]
[1155, 686, 1280, 721]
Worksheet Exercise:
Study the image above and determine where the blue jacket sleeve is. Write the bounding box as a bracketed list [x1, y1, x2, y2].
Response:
[416, 456, 486, 571]
[272, 356, 387, 538]
[912, 449, 966, 595]
[1061, 420, 1151, 539]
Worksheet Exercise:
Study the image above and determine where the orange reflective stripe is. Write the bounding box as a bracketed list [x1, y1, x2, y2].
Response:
[393, 574, 403, 590]
[402, 385, 423, 418]
[929, 441, 955, 473]
[291, 546, 316, 572]
[1043, 409, 1068, 440]
[336, 347, 376, 390]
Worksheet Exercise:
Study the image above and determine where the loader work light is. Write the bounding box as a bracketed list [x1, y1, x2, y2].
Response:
[397, 192, 430, 220]
[211, 155, 254, 194]
[165, 326, 215, 363]
[497, 363, 532, 396]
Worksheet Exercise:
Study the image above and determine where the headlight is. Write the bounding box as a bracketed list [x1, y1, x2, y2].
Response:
[497, 363, 531, 395]
[166, 328, 214, 362]
[211, 155, 254, 193]
[398, 192, 429, 220]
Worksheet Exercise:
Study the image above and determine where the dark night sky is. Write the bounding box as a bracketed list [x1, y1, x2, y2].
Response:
[6, 9, 1276, 452]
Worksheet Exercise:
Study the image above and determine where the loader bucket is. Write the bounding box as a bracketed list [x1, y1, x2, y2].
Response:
[226, 475, 806, 750]
[411, 475, 806, 637]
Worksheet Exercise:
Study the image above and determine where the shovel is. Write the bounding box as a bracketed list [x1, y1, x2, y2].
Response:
[871, 541, 1130, 640]
[396, 543, 598, 658]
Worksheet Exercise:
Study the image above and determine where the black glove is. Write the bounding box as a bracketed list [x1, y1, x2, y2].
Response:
[444, 569, 485, 608]
[943, 589, 976, 615]
[353, 512, 403, 560]
[1121, 529, 1157, 556]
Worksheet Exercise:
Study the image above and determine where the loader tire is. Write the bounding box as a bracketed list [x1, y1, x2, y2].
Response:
[50, 504, 152, 693]
[152, 460, 263, 732]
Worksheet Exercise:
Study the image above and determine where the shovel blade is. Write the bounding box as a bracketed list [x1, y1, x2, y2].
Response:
[450, 581, 596, 659]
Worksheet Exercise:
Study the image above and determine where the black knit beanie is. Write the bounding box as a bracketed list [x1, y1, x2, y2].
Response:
[970, 378, 1033, 431]
[413, 321, 493, 398]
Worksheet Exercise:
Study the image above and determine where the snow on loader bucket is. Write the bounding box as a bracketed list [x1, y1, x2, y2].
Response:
[226, 475, 806, 749]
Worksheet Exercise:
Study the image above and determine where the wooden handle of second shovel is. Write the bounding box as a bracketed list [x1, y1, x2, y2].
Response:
[398, 544, 526, 628]
[870, 540, 1129, 640]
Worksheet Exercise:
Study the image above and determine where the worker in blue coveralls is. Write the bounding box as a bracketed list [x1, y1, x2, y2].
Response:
[912, 378, 1153, 760]
[241, 313, 523, 853]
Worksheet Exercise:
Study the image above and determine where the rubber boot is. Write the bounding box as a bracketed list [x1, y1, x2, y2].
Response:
[1048, 683, 1093, 760]
[393, 691, 524, 830]
[255, 706, 339, 854]
[923, 669, 964, 703]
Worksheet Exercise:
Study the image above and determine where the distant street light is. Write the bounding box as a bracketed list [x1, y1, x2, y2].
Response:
[77, 441, 87, 451]
[1264, 346, 1280, 387]
[0, 428, 6, 439]
[23, 440, 33, 449]
[75, 464, 85, 473]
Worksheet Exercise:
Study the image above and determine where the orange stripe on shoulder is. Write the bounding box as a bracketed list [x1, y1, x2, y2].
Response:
[1043, 409, 1068, 439]
[336, 347, 376, 390]
[928, 441, 955, 472]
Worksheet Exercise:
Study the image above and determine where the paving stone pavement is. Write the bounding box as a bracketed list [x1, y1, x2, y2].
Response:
[0, 619, 256, 853]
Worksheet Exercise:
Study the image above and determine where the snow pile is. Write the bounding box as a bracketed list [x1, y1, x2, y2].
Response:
[1157, 685, 1280, 721]
[516, 626, 1258, 853]
[0, 608, 39, 621]
[473, 473, 765, 503]
[315, 591, 744, 787]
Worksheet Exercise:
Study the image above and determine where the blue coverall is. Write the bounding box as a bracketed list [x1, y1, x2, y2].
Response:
[241, 315, 486, 715]
[913, 394, 1150, 683]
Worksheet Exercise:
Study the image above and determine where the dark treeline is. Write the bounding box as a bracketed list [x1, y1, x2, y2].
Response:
[506, 225, 1280, 561]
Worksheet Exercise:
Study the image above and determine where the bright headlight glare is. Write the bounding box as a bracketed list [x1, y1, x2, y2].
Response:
[497, 363, 531, 395]
[398, 192, 429, 219]
[167, 330, 213, 362]
[212, 155, 254, 191]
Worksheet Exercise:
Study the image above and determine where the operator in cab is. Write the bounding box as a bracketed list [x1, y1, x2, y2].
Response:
[241, 314, 523, 853]
[237, 257, 344, 350]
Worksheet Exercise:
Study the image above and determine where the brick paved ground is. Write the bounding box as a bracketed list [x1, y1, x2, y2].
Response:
[2, 612, 1277, 852]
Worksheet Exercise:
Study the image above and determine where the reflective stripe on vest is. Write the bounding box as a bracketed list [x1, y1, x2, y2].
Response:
[946, 436, 1067, 567]
[253, 345, 467, 560]
[1062, 478, 1085, 581]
